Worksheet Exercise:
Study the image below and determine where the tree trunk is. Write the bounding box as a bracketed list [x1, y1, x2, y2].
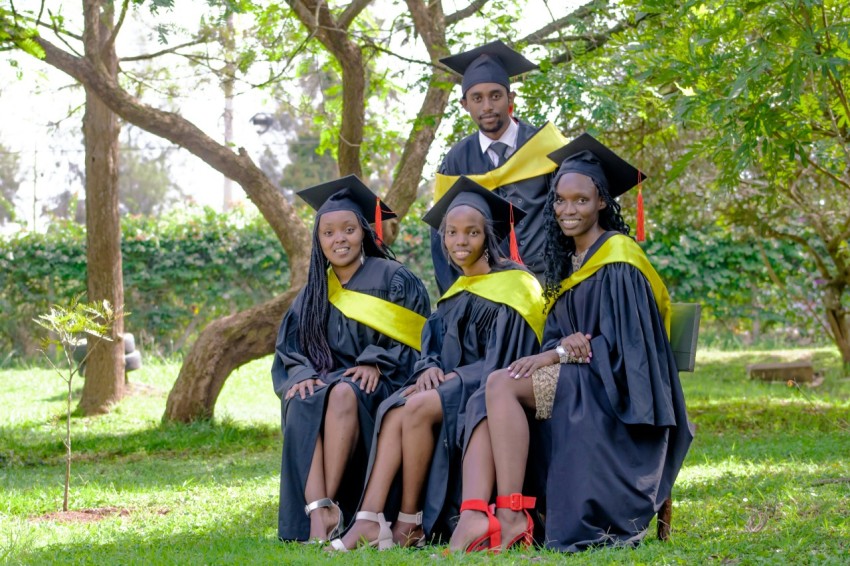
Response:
[23, 0, 485, 421]
[824, 286, 850, 369]
[222, 12, 236, 211]
[163, 286, 303, 421]
[78, 0, 125, 415]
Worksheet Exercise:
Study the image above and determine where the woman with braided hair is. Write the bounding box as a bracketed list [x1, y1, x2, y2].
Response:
[271, 175, 430, 543]
[450, 134, 693, 552]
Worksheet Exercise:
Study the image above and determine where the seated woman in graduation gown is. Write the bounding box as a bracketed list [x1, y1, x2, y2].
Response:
[271, 175, 431, 543]
[330, 177, 545, 550]
[453, 135, 693, 552]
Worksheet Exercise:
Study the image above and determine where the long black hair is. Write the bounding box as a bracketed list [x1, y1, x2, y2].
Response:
[439, 210, 505, 273]
[298, 211, 395, 376]
[542, 177, 631, 305]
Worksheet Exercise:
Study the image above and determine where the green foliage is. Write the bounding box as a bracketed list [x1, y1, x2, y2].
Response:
[118, 132, 183, 216]
[518, 0, 850, 360]
[0, 142, 21, 223]
[0, 206, 290, 361]
[391, 198, 440, 302]
[647, 223, 826, 339]
[34, 297, 118, 512]
[0, 5, 44, 59]
[35, 298, 115, 355]
[1, 349, 849, 562]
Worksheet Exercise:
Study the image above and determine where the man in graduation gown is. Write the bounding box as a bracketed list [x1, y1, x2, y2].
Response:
[432, 40, 569, 294]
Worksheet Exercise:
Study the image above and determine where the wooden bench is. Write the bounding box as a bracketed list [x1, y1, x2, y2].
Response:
[747, 361, 814, 383]
[657, 302, 701, 541]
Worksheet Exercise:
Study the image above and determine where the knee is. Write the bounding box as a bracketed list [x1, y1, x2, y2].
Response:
[485, 368, 514, 399]
[403, 392, 440, 428]
[327, 383, 357, 418]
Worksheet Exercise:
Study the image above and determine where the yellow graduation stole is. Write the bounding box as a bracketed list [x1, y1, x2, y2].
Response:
[554, 234, 671, 337]
[438, 269, 547, 343]
[326, 268, 427, 351]
[434, 121, 569, 201]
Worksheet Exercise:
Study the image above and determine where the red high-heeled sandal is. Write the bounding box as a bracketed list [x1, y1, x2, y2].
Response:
[459, 499, 501, 552]
[494, 493, 536, 549]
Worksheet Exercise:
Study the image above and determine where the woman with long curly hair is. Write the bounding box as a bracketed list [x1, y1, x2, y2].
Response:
[450, 134, 693, 552]
[271, 176, 431, 543]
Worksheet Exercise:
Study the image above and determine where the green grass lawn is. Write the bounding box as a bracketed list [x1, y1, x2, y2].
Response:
[1, 348, 849, 564]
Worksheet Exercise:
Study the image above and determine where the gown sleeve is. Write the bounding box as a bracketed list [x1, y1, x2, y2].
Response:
[592, 264, 677, 427]
[408, 312, 445, 379]
[454, 301, 540, 384]
[270, 295, 318, 399]
[354, 265, 432, 391]
[541, 304, 564, 352]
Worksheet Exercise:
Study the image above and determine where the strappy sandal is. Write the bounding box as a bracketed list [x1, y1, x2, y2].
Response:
[459, 499, 501, 553]
[396, 511, 427, 548]
[494, 493, 536, 549]
[304, 498, 343, 542]
[328, 511, 394, 551]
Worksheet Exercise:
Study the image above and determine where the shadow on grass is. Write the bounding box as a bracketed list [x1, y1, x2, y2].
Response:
[0, 419, 280, 468]
[4, 448, 281, 499]
[688, 398, 850, 435]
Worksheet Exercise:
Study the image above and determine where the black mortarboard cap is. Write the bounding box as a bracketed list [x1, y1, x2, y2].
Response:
[422, 176, 526, 242]
[440, 40, 538, 95]
[547, 133, 648, 198]
[296, 174, 397, 223]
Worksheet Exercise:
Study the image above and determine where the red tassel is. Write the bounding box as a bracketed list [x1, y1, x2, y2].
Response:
[509, 204, 523, 264]
[374, 197, 383, 243]
[636, 171, 645, 242]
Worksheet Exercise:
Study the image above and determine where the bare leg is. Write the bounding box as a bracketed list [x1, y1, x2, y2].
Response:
[338, 407, 404, 548]
[394, 390, 443, 545]
[486, 369, 536, 549]
[448, 420, 496, 551]
[303, 384, 358, 541]
[323, 383, 360, 499]
[304, 435, 336, 540]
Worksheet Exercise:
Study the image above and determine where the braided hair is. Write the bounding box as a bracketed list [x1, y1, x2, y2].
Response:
[439, 210, 505, 272]
[298, 211, 395, 376]
[542, 177, 631, 305]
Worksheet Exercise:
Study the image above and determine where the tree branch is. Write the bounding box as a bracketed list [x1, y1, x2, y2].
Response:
[445, 0, 489, 26]
[525, 8, 655, 66]
[105, 0, 129, 51]
[338, 0, 372, 30]
[35, 15, 82, 42]
[760, 221, 833, 279]
[518, 0, 607, 45]
[32, 34, 312, 279]
[808, 156, 850, 192]
[755, 238, 832, 335]
[286, 0, 364, 176]
[120, 38, 211, 62]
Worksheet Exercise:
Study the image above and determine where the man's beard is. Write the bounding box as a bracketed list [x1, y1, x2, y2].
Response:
[478, 116, 504, 133]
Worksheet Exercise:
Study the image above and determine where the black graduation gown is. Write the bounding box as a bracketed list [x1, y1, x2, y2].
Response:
[539, 232, 694, 552]
[271, 257, 431, 542]
[360, 262, 540, 540]
[431, 120, 553, 293]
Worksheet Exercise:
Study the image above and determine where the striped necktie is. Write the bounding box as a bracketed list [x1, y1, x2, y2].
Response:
[489, 141, 510, 167]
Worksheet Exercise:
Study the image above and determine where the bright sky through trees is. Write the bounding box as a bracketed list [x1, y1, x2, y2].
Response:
[0, 0, 584, 231]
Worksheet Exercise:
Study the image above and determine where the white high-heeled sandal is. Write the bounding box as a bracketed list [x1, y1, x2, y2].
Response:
[304, 498, 343, 542]
[396, 511, 427, 548]
[328, 511, 394, 551]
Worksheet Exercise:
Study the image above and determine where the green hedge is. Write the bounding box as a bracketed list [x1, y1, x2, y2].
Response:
[0, 207, 290, 361]
[0, 202, 825, 365]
